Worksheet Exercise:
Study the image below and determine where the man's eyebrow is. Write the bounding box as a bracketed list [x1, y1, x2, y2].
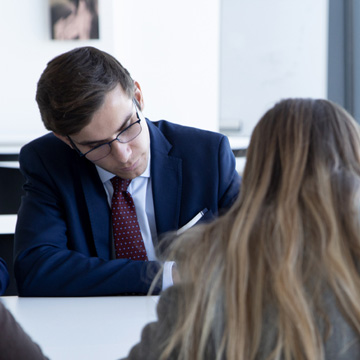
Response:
[76, 110, 134, 146]
[77, 138, 109, 146]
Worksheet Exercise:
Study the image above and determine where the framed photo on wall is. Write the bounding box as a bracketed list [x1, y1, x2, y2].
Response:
[50, 0, 99, 40]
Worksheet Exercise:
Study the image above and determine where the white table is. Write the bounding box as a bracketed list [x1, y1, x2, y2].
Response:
[0, 295, 159, 360]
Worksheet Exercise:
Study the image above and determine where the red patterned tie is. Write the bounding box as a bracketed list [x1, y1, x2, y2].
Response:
[110, 176, 148, 261]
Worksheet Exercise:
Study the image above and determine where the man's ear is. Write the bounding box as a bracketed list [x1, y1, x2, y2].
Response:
[133, 81, 145, 111]
[53, 133, 73, 149]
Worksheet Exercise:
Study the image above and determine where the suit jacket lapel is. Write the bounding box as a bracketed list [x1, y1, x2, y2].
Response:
[78, 158, 112, 260]
[148, 120, 182, 236]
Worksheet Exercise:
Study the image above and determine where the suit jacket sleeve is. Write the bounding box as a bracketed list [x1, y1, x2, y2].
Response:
[14, 135, 161, 296]
[217, 135, 241, 211]
[0, 257, 9, 295]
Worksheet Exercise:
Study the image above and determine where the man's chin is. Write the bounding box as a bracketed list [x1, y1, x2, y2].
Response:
[116, 165, 146, 180]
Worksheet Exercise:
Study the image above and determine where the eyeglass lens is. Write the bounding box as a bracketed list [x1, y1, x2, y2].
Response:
[85, 120, 142, 161]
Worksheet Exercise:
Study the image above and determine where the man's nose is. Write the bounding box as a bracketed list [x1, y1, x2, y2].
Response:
[111, 140, 132, 163]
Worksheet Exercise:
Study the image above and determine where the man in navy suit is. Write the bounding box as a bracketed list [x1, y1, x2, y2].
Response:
[14, 47, 240, 296]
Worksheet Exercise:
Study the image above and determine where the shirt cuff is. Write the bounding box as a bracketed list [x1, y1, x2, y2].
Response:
[161, 261, 175, 291]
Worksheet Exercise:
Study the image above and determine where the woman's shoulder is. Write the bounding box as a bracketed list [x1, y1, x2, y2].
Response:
[322, 293, 360, 359]
[122, 284, 188, 360]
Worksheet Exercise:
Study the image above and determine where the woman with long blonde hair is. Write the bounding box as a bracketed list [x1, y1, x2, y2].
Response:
[124, 98, 360, 360]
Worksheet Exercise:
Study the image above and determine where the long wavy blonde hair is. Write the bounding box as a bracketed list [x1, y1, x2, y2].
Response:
[160, 98, 360, 360]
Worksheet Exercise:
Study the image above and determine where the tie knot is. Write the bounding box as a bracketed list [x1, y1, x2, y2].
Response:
[111, 176, 131, 192]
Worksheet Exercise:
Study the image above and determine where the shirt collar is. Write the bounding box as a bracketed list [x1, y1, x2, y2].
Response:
[96, 151, 151, 184]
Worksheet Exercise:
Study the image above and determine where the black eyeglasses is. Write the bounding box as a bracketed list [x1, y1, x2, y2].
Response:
[67, 100, 142, 162]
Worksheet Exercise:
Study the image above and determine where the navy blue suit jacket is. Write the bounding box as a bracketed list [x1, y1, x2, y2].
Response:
[14, 120, 240, 296]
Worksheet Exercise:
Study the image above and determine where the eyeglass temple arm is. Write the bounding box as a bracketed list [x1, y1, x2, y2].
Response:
[66, 135, 84, 156]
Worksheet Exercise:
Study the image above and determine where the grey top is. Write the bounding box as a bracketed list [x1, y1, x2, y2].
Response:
[122, 285, 360, 360]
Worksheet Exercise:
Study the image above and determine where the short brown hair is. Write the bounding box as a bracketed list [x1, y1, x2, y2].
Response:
[36, 46, 135, 135]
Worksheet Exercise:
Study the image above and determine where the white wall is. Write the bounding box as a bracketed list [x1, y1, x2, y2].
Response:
[113, 0, 220, 133]
[220, 0, 328, 136]
[0, 0, 116, 147]
[0, 0, 328, 148]
[0, 0, 220, 149]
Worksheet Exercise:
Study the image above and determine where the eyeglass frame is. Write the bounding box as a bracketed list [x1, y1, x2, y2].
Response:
[67, 99, 142, 161]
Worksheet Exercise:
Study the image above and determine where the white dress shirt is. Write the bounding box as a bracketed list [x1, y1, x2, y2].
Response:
[96, 154, 173, 291]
